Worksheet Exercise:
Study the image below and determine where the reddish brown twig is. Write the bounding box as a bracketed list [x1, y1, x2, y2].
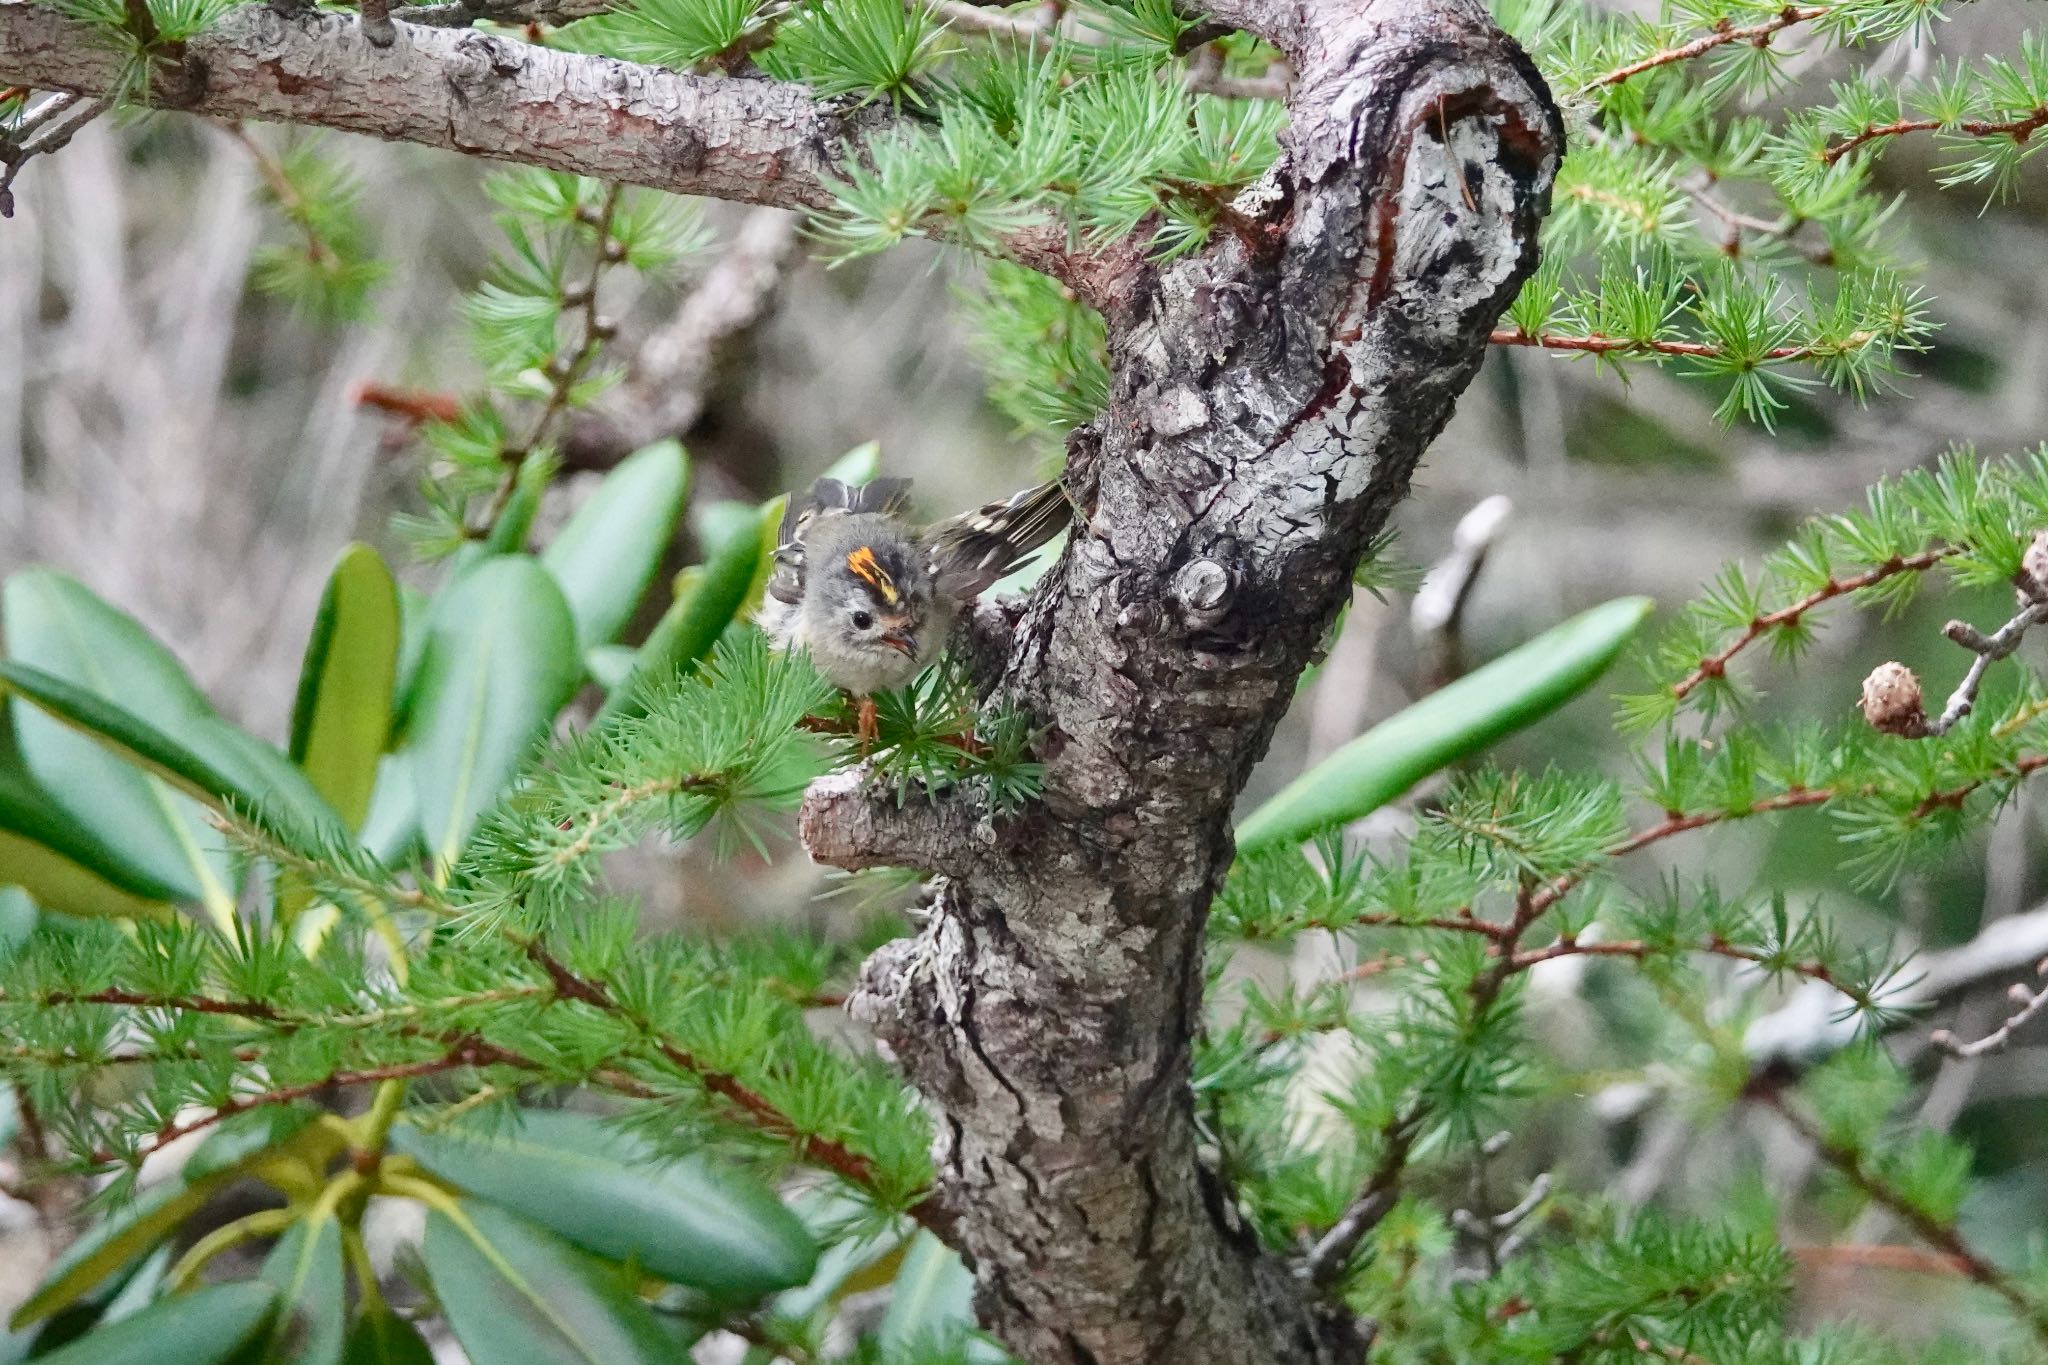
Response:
[1506, 934, 1838, 984]
[1300, 752, 2048, 1283]
[353, 381, 463, 426]
[1325, 767, 2048, 988]
[1758, 1090, 2048, 1342]
[25, 989, 285, 1021]
[1667, 549, 1954, 704]
[221, 122, 339, 272]
[1582, 7, 1829, 92]
[1794, 1242, 1977, 1279]
[473, 182, 625, 538]
[1313, 795, 1834, 967]
[1824, 108, 2048, 165]
[88, 1042, 518, 1167]
[523, 943, 944, 1229]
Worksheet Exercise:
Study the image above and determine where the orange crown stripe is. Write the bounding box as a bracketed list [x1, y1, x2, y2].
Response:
[845, 546, 901, 603]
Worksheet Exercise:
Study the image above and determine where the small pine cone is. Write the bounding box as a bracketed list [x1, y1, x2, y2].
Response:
[1860, 661, 1928, 737]
[2019, 529, 2048, 603]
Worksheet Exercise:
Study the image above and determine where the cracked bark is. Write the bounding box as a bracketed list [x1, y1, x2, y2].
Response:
[0, 0, 1558, 1357]
[819, 7, 1561, 1362]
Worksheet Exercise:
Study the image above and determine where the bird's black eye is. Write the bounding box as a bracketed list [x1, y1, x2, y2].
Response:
[851, 610, 873, 631]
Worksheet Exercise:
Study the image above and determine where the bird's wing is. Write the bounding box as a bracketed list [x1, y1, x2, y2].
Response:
[928, 479, 1074, 601]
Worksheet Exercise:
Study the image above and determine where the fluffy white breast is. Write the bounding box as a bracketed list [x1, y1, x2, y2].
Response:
[756, 595, 806, 652]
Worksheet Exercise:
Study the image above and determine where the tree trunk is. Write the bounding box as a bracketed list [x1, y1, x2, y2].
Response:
[805, 5, 1562, 1362]
[1, 0, 1561, 1356]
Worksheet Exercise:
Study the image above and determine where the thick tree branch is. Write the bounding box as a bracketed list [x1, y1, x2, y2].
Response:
[799, 770, 985, 880]
[0, 3, 865, 208]
[0, 2, 1123, 298]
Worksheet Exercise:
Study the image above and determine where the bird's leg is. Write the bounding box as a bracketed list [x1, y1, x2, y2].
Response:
[855, 694, 879, 754]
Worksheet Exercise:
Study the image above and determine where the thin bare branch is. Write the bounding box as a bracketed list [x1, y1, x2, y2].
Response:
[1930, 958, 2048, 1059]
[1926, 599, 2048, 736]
[0, 90, 109, 217]
[570, 207, 800, 464]
[89, 1042, 518, 1167]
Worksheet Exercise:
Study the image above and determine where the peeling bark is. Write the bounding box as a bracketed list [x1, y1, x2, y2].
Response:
[1, 0, 1560, 1357]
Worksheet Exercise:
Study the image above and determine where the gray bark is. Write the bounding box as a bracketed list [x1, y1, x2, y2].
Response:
[813, 5, 1561, 1361]
[2, 0, 1559, 1359]
[0, 3, 858, 209]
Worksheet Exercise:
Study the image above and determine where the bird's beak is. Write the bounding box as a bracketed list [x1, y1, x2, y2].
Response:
[881, 631, 917, 657]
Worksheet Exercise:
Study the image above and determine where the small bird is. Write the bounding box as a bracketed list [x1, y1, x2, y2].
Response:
[759, 475, 1072, 746]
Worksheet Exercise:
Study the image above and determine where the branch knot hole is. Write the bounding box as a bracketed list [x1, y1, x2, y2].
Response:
[1173, 558, 1235, 630]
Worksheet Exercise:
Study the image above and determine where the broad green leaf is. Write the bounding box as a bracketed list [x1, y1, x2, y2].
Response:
[421, 1200, 675, 1365]
[386, 586, 432, 743]
[0, 723, 181, 917]
[340, 1308, 434, 1365]
[594, 503, 772, 726]
[690, 498, 761, 558]
[0, 829, 170, 922]
[0, 887, 32, 956]
[185, 1105, 324, 1182]
[741, 494, 790, 614]
[289, 545, 401, 831]
[12, 1180, 223, 1329]
[393, 1110, 816, 1301]
[399, 556, 582, 872]
[257, 1218, 346, 1365]
[0, 1245, 166, 1363]
[541, 440, 690, 652]
[767, 1189, 905, 1321]
[13, 1112, 336, 1328]
[1236, 596, 1655, 852]
[356, 756, 420, 867]
[0, 663, 347, 858]
[29, 1281, 276, 1365]
[1, 571, 237, 919]
[93, 1245, 171, 1328]
[876, 1231, 975, 1352]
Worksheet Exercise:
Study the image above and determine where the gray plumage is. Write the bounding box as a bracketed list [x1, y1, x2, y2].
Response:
[759, 475, 1071, 697]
